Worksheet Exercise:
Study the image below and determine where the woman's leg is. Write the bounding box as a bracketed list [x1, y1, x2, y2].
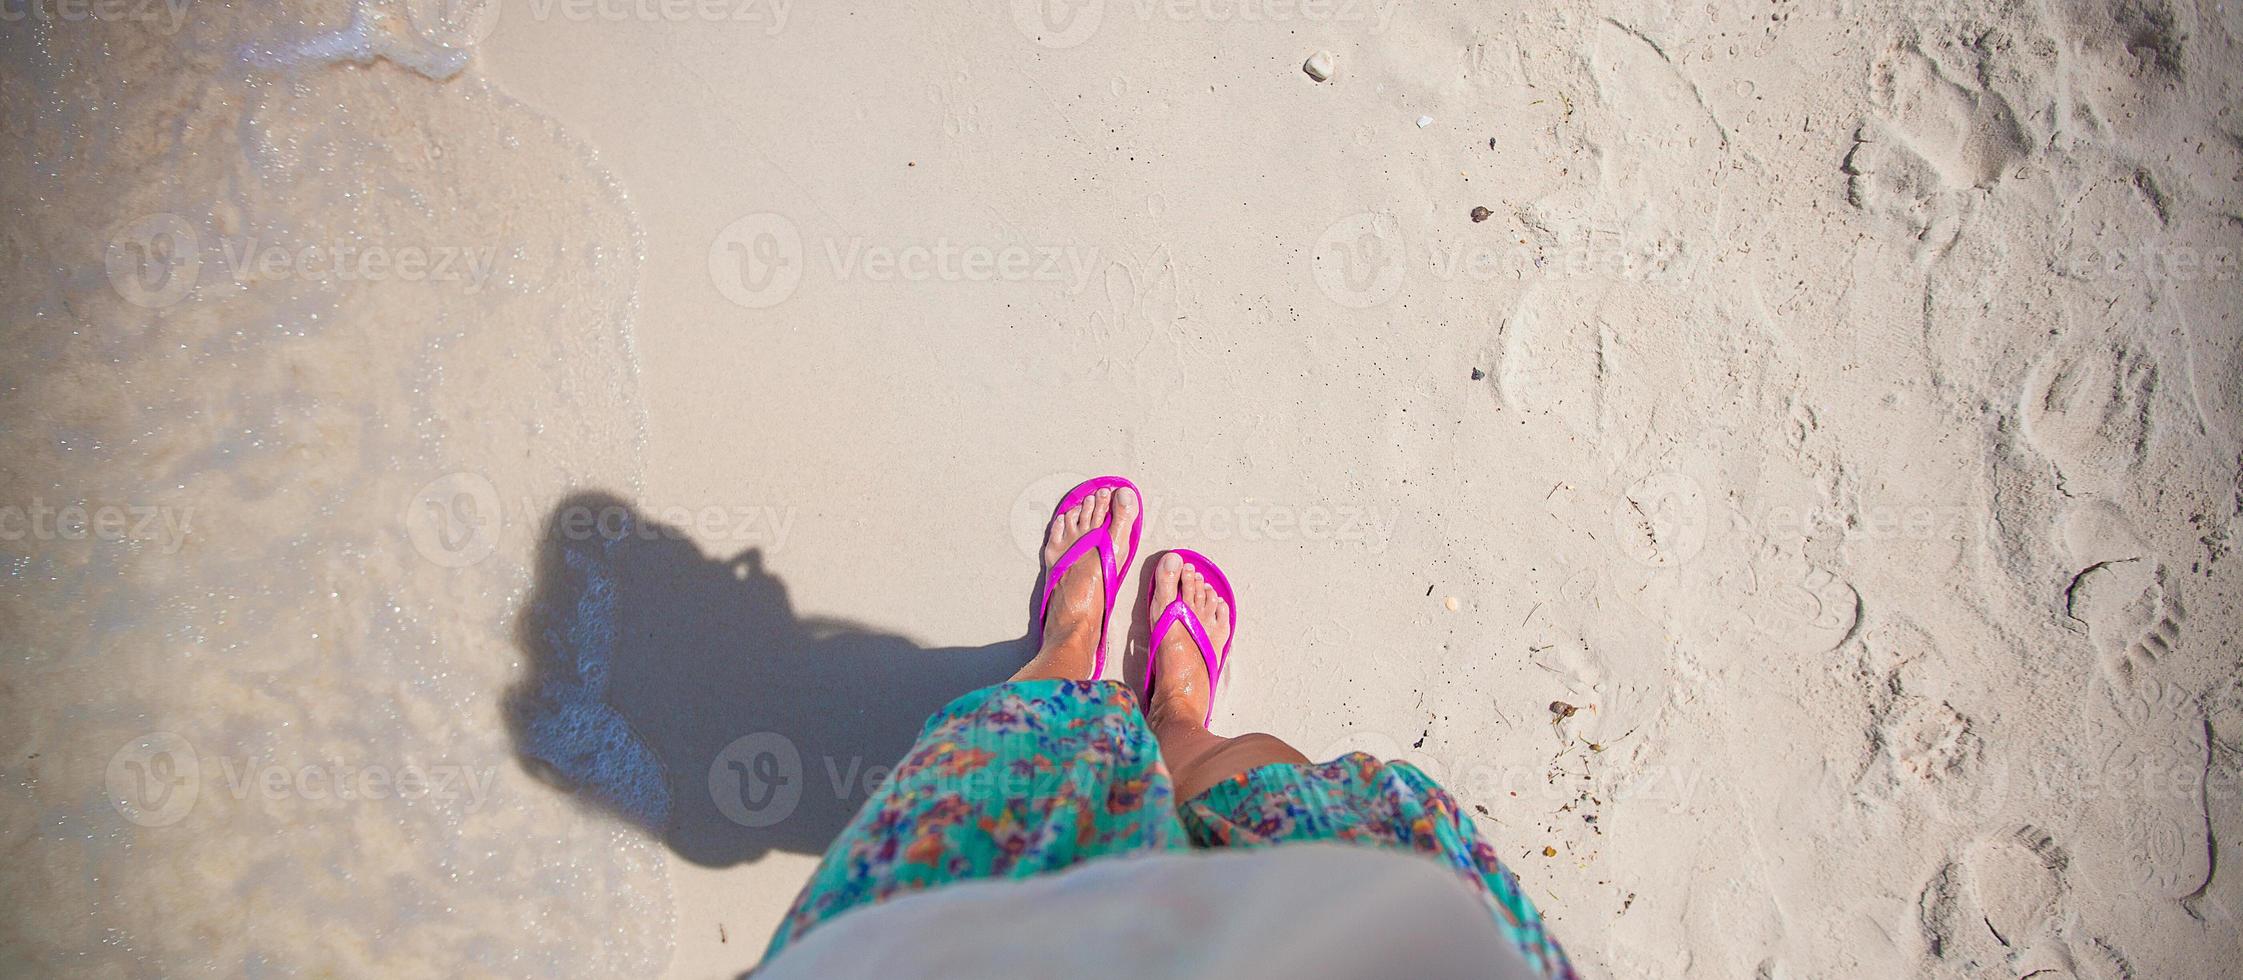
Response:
[1140, 550, 1579, 979]
[1011, 485, 1134, 683]
[1140, 552, 1310, 801]
[764, 485, 1182, 960]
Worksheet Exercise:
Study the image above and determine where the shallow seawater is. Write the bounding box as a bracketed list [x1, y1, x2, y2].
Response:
[0, 1, 671, 973]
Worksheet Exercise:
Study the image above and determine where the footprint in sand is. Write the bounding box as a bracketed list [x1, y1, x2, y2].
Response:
[1492, 284, 1681, 450]
[2058, 500, 2184, 687]
[1866, 693, 2009, 823]
[2021, 340, 2157, 493]
[1965, 825, 2069, 954]
[1916, 826, 2074, 972]
[2064, 560, 2184, 686]
[2050, 0, 2191, 140]
[1863, 616, 1936, 678]
[1611, 470, 1710, 568]
[1918, 827, 2151, 979]
[2081, 682, 2212, 901]
[1866, 692, 2017, 822]
[1723, 549, 1860, 657]
[2053, 500, 2211, 903]
[1890, 696, 1979, 784]
[1843, 44, 2027, 263]
[1547, 568, 1676, 737]
[1865, 44, 2028, 190]
[1989, 938, 2143, 980]
[1496, 287, 1611, 437]
[2070, 938, 2141, 980]
[1588, 20, 1724, 160]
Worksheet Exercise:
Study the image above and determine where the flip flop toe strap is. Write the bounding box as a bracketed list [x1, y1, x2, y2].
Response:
[1037, 522, 1122, 674]
[1039, 523, 1119, 616]
[1148, 598, 1223, 725]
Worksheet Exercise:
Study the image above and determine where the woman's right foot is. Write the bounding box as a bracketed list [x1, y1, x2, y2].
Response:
[1144, 551, 1232, 730]
[1025, 486, 1136, 679]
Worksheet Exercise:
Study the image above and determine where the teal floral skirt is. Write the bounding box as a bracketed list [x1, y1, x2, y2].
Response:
[763, 679, 1577, 979]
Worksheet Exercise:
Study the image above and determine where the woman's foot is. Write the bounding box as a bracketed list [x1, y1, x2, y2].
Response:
[1143, 551, 1232, 730]
[1139, 550, 1307, 799]
[1013, 486, 1137, 681]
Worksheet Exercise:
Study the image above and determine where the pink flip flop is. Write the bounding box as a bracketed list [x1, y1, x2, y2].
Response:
[1143, 548, 1236, 727]
[1034, 476, 1144, 679]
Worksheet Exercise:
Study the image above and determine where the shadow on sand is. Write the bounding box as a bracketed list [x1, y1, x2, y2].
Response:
[504, 492, 1032, 867]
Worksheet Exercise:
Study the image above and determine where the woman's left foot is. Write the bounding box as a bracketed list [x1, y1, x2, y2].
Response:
[1144, 551, 1231, 730]
[1027, 486, 1138, 679]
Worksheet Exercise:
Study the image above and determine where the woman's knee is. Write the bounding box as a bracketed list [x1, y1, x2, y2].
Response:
[1222, 732, 1311, 765]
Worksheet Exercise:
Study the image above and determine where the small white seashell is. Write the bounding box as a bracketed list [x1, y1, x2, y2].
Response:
[1303, 51, 1334, 82]
[1416, 115, 1434, 128]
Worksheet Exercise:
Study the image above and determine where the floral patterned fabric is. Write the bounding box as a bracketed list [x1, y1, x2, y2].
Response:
[762, 679, 1577, 979]
[1182, 754, 1578, 980]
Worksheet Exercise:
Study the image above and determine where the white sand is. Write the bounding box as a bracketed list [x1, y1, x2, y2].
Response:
[3, 0, 2240, 976]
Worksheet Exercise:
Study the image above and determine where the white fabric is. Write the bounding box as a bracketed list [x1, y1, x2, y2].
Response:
[754, 843, 1537, 979]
